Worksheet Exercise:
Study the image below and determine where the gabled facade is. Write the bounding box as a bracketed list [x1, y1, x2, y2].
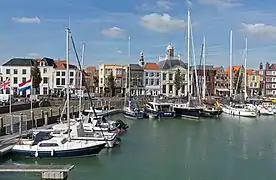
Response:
[264, 62, 276, 96]
[158, 42, 189, 97]
[144, 62, 161, 96]
[128, 63, 144, 96]
[214, 66, 229, 96]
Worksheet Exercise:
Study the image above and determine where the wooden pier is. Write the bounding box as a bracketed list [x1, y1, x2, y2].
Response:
[0, 164, 74, 180]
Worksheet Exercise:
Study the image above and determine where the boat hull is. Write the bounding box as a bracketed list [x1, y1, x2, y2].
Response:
[123, 110, 144, 119]
[12, 143, 106, 158]
[201, 109, 223, 118]
[144, 108, 176, 118]
[221, 105, 257, 117]
[173, 107, 202, 119]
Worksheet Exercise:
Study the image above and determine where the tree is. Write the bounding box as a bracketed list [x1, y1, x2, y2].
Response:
[31, 64, 42, 94]
[174, 69, 182, 96]
[107, 71, 115, 97]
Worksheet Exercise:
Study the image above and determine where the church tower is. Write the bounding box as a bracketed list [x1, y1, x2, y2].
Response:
[139, 50, 145, 67]
[165, 42, 174, 59]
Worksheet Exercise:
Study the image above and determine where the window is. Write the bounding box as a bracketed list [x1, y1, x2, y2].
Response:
[156, 79, 160, 85]
[169, 74, 173, 80]
[163, 85, 166, 93]
[70, 72, 74, 76]
[22, 77, 26, 82]
[145, 72, 148, 76]
[13, 77, 18, 84]
[14, 69, 18, 74]
[56, 78, 60, 85]
[156, 73, 159, 77]
[6, 69, 10, 74]
[56, 72, 60, 76]
[254, 83, 258, 87]
[22, 69, 26, 74]
[43, 68, 47, 73]
[150, 72, 154, 77]
[43, 77, 48, 84]
[163, 73, 166, 80]
[43, 87, 48, 94]
[61, 78, 65, 85]
[70, 78, 74, 84]
[169, 85, 173, 93]
[150, 79, 154, 85]
[62, 72, 65, 76]
[145, 78, 148, 85]
[252, 76, 256, 81]
[39, 143, 59, 147]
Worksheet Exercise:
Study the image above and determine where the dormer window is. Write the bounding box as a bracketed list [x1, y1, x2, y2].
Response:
[40, 61, 45, 66]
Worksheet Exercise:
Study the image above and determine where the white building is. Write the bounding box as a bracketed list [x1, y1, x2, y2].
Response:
[158, 42, 189, 97]
[1, 58, 81, 96]
[1, 58, 33, 95]
[144, 62, 161, 96]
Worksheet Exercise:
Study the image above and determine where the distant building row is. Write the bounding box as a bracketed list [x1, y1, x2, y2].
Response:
[1, 42, 276, 97]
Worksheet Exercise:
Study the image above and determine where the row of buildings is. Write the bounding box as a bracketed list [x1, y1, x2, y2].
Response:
[0, 42, 275, 97]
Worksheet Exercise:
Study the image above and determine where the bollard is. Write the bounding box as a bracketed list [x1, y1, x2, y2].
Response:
[31, 111, 36, 129]
[10, 115, 13, 135]
[50, 109, 53, 117]
[19, 113, 23, 136]
[44, 111, 48, 125]
[58, 107, 61, 116]
[0, 117, 3, 135]
[0, 117, 3, 129]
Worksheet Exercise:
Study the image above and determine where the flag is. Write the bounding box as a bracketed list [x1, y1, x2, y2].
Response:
[18, 78, 32, 93]
[0, 79, 10, 90]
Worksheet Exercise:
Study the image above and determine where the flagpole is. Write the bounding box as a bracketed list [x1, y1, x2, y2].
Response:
[9, 77, 12, 131]
[30, 77, 33, 128]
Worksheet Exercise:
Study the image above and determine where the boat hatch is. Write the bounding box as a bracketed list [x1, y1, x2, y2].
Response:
[39, 143, 59, 147]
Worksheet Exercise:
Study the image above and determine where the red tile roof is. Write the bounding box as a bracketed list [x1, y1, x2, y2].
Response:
[144, 62, 160, 70]
[226, 66, 241, 75]
[86, 66, 96, 71]
[55, 60, 77, 69]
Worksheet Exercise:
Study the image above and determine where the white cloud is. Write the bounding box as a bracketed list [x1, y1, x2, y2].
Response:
[27, 52, 41, 57]
[241, 23, 276, 38]
[101, 27, 125, 38]
[140, 13, 185, 33]
[186, 0, 193, 6]
[117, 50, 123, 54]
[12, 17, 41, 23]
[199, 0, 242, 8]
[137, 0, 173, 11]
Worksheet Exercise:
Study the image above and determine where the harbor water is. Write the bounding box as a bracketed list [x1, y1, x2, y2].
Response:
[1, 113, 276, 180]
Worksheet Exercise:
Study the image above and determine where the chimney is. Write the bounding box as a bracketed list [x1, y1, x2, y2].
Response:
[266, 62, 269, 70]
[259, 62, 263, 70]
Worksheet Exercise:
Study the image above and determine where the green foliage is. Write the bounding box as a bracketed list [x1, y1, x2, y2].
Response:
[31, 64, 42, 94]
[174, 69, 182, 91]
[107, 71, 115, 97]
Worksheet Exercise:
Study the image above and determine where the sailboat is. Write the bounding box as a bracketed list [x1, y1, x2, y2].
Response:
[200, 36, 222, 118]
[221, 35, 257, 117]
[172, 8, 203, 120]
[12, 28, 106, 157]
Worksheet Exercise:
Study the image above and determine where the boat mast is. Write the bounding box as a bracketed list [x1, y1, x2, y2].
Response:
[244, 38, 248, 101]
[79, 43, 85, 119]
[187, 8, 191, 105]
[229, 30, 233, 98]
[66, 27, 71, 141]
[202, 36, 206, 100]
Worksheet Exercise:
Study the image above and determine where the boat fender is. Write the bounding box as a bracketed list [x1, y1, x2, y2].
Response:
[51, 149, 54, 157]
[35, 150, 39, 158]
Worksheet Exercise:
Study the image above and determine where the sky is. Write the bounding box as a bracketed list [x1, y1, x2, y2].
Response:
[0, 0, 276, 68]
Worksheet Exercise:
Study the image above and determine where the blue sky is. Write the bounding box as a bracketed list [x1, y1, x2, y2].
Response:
[0, 0, 276, 68]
